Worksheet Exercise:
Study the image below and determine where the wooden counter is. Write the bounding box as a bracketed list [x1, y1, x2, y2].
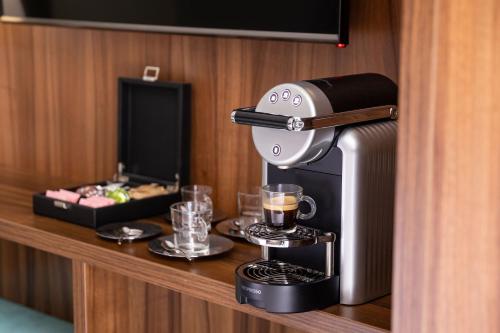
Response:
[0, 167, 390, 333]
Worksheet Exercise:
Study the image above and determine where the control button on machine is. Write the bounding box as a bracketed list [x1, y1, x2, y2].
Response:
[282, 89, 291, 100]
[272, 144, 281, 156]
[269, 92, 279, 103]
[292, 95, 302, 107]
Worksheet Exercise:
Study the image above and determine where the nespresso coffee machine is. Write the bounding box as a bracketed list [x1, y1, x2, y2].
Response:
[231, 73, 397, 313]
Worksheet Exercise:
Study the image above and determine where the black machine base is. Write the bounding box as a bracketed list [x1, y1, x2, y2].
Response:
[235, 260, 340, 313]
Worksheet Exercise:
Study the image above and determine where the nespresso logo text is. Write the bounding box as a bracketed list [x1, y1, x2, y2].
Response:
[242, 285, 262, 295]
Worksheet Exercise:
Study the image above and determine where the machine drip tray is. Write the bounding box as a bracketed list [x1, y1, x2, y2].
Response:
[243, 260, 326, 285]
[236, 259, 339, 313]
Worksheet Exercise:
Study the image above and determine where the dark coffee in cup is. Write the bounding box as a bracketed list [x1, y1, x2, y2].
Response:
[263, 196, 299, 231]
[262, 184, 317, 232]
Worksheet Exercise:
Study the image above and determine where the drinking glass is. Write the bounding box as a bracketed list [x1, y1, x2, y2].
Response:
[181, 185, 213, 222]
[237, 188, 262, 229]
[262, 184, 316, 232]
[170, 201, 212, 254]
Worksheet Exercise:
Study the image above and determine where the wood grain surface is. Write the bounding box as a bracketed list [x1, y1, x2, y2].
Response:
[73, 260, 89, 333]
[73, 261, 306, 333]
[0, 239, 73, 321]
[0, 1, 400, 331]
[0, 167, 391, 333]
[0, 0, 400, 216]
[0, 169, 78, 320]
[393, 0, 500, 332]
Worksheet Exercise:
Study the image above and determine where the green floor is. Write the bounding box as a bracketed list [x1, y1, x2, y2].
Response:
[0, 298, 73, 333]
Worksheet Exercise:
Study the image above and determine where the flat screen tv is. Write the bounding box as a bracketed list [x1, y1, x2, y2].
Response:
[0, 0, 349, 45]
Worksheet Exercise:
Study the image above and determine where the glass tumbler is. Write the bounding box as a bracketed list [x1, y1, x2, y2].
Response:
[237, 188, 262, 229]
[181, 185, 213, 222]
[170, 201, 212, 254]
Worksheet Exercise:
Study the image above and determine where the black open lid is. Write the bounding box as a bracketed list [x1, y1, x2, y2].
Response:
[118, 78, 191, 185]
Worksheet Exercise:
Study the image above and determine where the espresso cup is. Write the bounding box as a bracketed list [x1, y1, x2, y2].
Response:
[262, 184, 316, 232]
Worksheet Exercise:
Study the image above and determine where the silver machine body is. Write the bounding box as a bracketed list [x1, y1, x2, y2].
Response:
[252, 81, 336, 168]
[232, 73, 397, 306]
[262, 121, 397, 304]
[336, 122, 396, 303]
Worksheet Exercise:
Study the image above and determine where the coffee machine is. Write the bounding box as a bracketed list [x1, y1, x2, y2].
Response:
[231, 73, 397, 313]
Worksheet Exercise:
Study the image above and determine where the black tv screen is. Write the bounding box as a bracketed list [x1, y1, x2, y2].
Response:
[0, 0, 349, 44]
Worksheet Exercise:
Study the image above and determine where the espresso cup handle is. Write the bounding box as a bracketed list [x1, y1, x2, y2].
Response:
[297, 195, 316, 220]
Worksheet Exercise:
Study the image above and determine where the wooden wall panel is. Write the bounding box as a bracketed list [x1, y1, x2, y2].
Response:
[0, 0, 400, 216]
[393, 0, 500, 332]
[73, 262, 304, 333]
[0, 240, 73, 321]
[0, 0, 400, 328]
[0, 24, 36, 170]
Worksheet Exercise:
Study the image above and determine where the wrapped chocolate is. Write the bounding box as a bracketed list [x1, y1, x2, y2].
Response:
[106, 188, 130, 203]
[104, 182, 126, 192]
[76, 185, 104, 198]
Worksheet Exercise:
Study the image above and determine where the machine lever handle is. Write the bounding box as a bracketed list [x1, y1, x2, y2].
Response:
[302, 105, 398, 130]
[231, 107, 292, 130]
[231, 105, 398, 131]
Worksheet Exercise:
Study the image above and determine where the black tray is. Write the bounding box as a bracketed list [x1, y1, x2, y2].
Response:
[33, 181, 181, 228]
[33, 78, 191, 228]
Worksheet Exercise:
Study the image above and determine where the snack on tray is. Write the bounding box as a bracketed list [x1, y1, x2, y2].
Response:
[104, 182, 126, 192]
[106, 188, 130, 203]
[45, 189, 81, 203]
[76, 185, 104, 198]
[128, 183, 168, 200]
[79, 196, 115, 208]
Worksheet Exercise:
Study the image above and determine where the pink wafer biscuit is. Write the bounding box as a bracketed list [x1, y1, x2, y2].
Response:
[46, 189, 80, 203]
[58, 189, 81, 203]
[46, 190, 64, 200]
[79, 196, 115, 208]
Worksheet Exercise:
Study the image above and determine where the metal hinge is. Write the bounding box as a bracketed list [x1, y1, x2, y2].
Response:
[142, 66, 160, 82]
[114, 162, 129, 182]
[165, 173, 180, 193]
